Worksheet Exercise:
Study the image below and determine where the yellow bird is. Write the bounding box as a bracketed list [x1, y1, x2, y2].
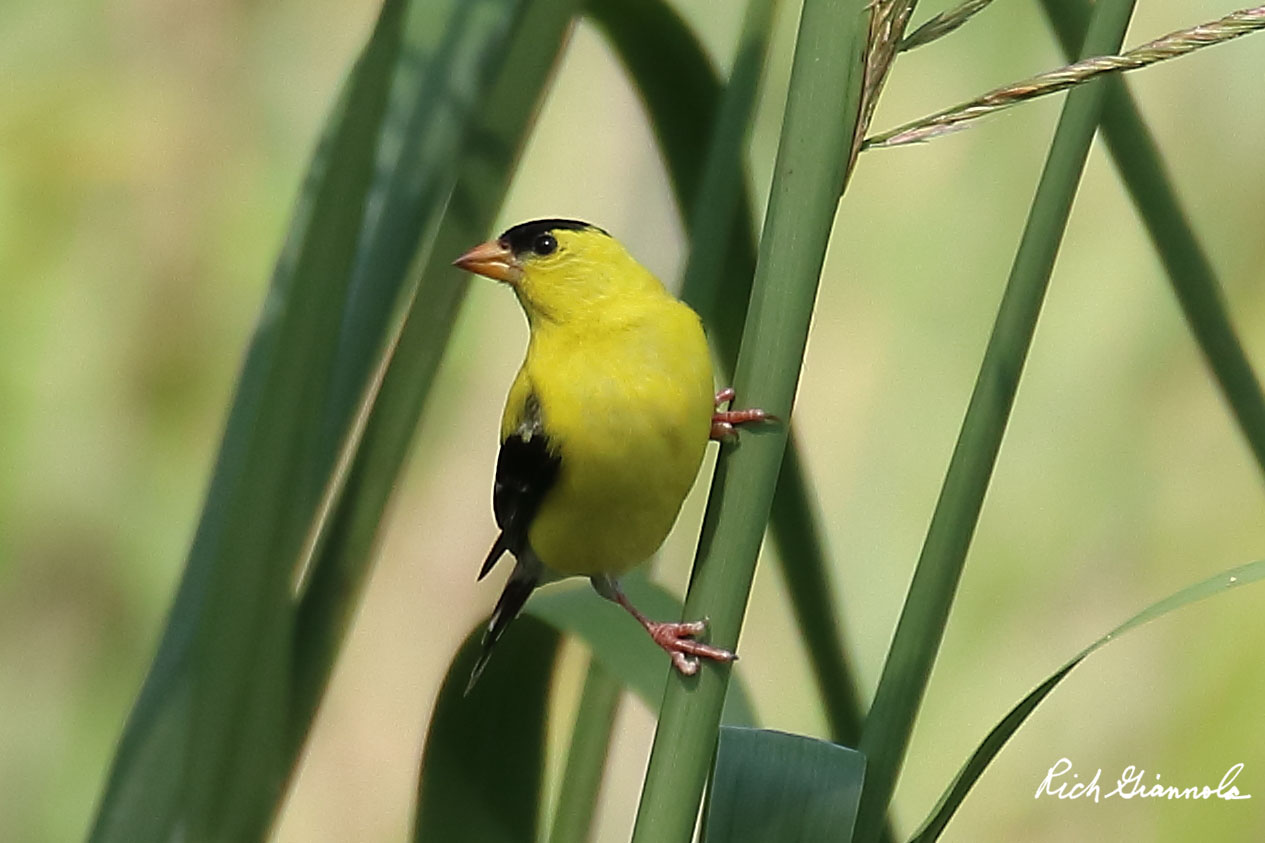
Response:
[454, 219, 769, 688]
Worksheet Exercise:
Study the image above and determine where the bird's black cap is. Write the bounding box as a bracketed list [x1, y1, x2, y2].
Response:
[498, 218, 608, 255]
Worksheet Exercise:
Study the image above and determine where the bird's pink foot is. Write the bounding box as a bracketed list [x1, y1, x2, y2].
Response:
[645, 619, 737, 676]
[711, 388, 776, 441]
[598, 578, 737, 676]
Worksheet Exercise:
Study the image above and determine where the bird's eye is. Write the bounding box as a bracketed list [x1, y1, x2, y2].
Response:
[533, 233, 557, 256]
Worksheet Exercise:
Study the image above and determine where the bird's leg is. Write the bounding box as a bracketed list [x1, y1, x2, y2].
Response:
[711, 387, 775, 441]
[591, 576, 736, 676]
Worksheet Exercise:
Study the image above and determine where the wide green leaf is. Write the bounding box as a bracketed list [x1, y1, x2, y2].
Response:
[416, 577, 757, 842]
[414, 618, 561, 843]
[91, 1, 413, 837]
[312, 0, 532, 479]
[704, 727, 866, 843]
[288, 0, 579, 763]
[911, 559, 1265, 841]
[91, 0, 536, 838]
[187, 1, 534, 835]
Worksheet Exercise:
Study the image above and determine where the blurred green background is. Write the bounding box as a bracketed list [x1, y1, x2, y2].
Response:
[3, 0, 1264, 840]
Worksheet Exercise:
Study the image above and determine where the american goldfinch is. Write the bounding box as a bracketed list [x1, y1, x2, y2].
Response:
[454, 219, 770, 688]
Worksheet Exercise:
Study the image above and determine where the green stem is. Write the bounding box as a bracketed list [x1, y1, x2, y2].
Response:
[595, 0, 869, 747]
[594, 0, 871, 816]
[547, 4, 788, 838]
[629, 1, 870, 839]
[673, 0, 865, 746]
[1040, 0, 1265, 481]
[631, 0, 866, 751]
[547, 662, 621, 843]
[852, 0, 1138, 838]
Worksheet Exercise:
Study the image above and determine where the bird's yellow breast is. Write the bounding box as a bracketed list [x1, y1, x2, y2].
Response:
[502, 296, 713, 576]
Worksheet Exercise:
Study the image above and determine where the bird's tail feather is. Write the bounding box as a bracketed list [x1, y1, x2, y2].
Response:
[466, 558, 539, 694]
[478, 532, 510, 580]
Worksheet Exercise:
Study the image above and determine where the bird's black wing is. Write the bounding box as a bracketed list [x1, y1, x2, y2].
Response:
[479, 394, 561, 580]
[468, 394, 561, 692]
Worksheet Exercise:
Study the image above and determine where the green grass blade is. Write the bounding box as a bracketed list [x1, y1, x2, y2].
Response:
[703, 727, 866, 843]
[911, 559, 1265, 841]
[288, 0, 578, 764]
[852, 2, 1139, 839]
[414, 618, 561, 843]
[546, 662, 621, 843]
[630, 1, 871, 838]
[525, 575, 758, 725]
[1040, 0, 1265, 480]
[594, 0, 866, 749]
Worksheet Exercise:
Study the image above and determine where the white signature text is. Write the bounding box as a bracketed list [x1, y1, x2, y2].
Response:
[1035, 758, 1251, 802]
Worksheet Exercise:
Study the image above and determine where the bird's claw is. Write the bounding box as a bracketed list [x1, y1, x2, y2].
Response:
[714, 407, 776, 426]
[711, 388, 776, 442]
[710, 420, 737, 441]
[646, 619, 736, 676]
[710, 408, 776, 442]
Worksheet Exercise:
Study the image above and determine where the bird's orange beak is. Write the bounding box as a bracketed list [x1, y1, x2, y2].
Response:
[453, 239, 522, 284]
